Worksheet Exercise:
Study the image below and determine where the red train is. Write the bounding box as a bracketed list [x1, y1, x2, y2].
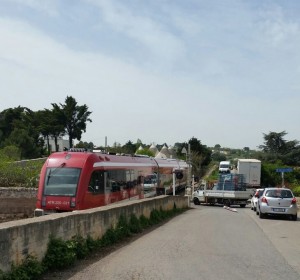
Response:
[35, 149, 188, 214]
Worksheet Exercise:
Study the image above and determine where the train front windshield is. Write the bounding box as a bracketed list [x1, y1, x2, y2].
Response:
[44, 167, 81, 196]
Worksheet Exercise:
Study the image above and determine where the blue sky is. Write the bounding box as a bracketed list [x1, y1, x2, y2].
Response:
[1, 0, 300, 150]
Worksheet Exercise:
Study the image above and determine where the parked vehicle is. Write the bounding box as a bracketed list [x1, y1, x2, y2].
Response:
[35, 149, 188, 215]
[237, 159, 261, 189]
[192, 174, 253, 207]
[219, 161, 231, 174]
[256, 188, 298, 221]
[250, 188, 264, 211]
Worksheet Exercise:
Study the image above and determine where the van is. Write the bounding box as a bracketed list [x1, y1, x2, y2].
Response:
[219, 161, 230, 174]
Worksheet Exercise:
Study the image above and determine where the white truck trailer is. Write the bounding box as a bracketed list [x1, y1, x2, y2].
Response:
[237, 159, 261, 189]
[192, 174, 253, 207]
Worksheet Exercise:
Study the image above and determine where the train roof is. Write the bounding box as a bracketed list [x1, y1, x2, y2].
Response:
[46, 149, 187, 169]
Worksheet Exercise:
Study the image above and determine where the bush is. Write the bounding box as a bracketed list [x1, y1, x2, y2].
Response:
[129, 214, 142, 233]
[115, 215, 131, 239]
[0, 255, 43, 280]
[139, 214, 150, 229]
[292, 186, 300, 197]
[72, 235, 89, 260]
[42, 237, 77, 270]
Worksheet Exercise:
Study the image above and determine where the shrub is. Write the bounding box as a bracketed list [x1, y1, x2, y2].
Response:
[139, 214, 150, 229]
[72, 235, 89, 259]
[42, 237, 77, 270]
[0, 255, 43, 280]
[129, 214, 142, 233]
[115, 215, 131, 239]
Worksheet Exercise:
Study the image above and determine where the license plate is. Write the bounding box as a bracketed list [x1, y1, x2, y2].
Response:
[272, 208, 285, 212]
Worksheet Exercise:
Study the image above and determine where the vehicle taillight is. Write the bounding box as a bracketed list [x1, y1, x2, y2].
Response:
[70, 197, 76, 208]
[291, 198, 297, 204]
[261, 197, 268, 205]
[42, 196, 46, 207]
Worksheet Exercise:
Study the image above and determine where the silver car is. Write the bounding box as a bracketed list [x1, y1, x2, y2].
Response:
[256, 188, 298, 221]
[251, 188, 264, 211]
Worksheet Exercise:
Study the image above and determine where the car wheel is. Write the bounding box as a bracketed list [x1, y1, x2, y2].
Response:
[259, 210, 265, 219]
[193, 198, 200, 205]
[291, 214, 297, 221]
[240, 204, 246, 208]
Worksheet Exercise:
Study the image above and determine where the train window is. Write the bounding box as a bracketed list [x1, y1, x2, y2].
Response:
[88, 171, 105, 194]
[106, 170, 127, 192]
[44, 167, 80, 196]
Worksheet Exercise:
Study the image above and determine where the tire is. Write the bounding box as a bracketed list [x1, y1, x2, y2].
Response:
[224, 200, 230, 207]
[193, 197, 200, 205]
[259, 210, 265, 219]
[240, 204, 246, 208]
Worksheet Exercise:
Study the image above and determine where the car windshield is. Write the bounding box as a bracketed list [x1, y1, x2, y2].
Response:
[258, 190, 264, 196]
[44, 167, 81, 196]
[265, 189, 293, 198]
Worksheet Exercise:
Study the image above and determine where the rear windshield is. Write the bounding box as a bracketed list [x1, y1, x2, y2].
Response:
[265, 189, 293, 198]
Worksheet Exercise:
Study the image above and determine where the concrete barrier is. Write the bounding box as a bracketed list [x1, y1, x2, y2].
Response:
[0, 195, 188, 273]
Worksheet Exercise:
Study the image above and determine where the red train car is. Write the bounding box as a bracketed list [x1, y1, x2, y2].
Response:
[35, 149, 188, 215]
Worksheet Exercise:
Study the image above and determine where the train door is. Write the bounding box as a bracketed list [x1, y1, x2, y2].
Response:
[84, 170, 106, 208]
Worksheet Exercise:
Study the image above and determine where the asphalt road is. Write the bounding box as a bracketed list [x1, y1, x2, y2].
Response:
[67, 204, 300, 280]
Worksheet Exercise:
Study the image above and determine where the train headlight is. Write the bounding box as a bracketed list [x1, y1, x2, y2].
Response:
[70, 197, 76, 208]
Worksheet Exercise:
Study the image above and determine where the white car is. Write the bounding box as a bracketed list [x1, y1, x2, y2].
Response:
[251, 188, 264, 211]
[256, 187, 298, 221]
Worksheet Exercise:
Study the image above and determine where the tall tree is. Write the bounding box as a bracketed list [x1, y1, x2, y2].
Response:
[52, 96, 92, 148]
[0, 107, 43, 158]
[259, 131, 300, 166]
[36, 109, 65, 153]
[259, 131, 289, 155]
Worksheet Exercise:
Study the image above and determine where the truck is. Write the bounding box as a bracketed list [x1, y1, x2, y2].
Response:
[237, 159, 261, 189]
[218, 161, 231, 173]
[192, 173, 253, 207]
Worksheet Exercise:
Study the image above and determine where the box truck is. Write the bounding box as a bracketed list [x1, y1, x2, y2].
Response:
[237, 159, 261, 188]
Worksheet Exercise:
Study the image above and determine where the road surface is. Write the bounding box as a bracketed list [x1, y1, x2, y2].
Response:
[66, 204, 300, 280]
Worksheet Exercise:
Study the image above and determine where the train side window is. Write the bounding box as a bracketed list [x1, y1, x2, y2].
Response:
[88, 171, 105, 194]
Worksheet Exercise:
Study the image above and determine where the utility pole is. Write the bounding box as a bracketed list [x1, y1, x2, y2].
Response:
[187, 143, 192, 189]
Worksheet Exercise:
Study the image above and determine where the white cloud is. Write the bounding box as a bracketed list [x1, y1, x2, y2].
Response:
[1, 1, 300, 149]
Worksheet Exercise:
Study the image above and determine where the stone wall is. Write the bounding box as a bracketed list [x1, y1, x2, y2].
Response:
[0, 188, 37, 223]
[0, 195, 189, 273]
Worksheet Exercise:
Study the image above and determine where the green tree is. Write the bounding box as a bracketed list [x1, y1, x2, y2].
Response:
[259, 131, 299, 165]
[0, 107, 44, 158]
[0, 106, 28, 146]
[52, 96, 92, 148]
[122, 141, 137, 155]
[36, 109, 65, 153]
[135, 148, 154, 157]
[75, 141, 94, 150]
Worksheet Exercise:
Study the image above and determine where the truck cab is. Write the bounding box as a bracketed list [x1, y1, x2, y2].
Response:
[219, 161, 231, 174]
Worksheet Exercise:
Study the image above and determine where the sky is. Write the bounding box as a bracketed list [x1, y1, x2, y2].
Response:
[0, 0, 300, 150]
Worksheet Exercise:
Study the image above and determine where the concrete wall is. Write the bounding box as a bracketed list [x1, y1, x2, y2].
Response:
[0, 195, 188, 273]
[0, 188, 37, 222]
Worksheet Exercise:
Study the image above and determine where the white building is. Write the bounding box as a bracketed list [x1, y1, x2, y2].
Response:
[46, 136, 70, 152]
